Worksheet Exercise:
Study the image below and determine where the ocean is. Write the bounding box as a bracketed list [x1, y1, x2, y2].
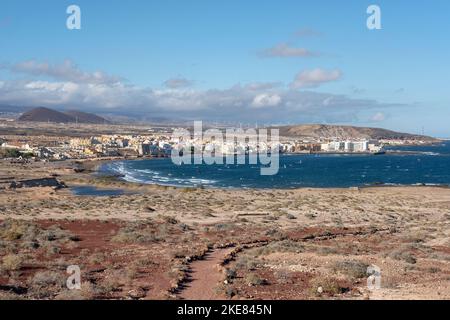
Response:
[98, 141, 450, 189]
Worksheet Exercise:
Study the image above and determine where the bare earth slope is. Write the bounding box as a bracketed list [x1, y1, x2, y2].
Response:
[18, 107, 74, 123]
[64, 110, 110, 124]
[18, 107, 108, 124]
[276, 124, 438, 141]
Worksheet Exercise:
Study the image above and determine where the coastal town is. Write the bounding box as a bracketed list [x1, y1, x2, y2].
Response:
[0, 131, 390, 161]
[0, 125, 427, 162]
[1, 106, 439, 162]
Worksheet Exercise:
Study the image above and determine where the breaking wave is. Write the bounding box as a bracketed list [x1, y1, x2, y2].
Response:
[102, 161, 217, 187]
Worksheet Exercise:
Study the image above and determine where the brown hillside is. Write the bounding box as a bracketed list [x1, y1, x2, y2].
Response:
[18, 107, 108, 124]
[18, 107, 75, 123]
[275, 124, 438, 141]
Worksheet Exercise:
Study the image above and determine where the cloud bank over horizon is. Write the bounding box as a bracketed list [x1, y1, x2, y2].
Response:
[0, 59, 398, 124]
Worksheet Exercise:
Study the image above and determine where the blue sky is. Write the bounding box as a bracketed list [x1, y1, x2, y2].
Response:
[0, 0, 449, 136]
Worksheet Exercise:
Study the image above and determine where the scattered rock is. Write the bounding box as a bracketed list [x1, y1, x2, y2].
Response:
[127, 288, 147, 299]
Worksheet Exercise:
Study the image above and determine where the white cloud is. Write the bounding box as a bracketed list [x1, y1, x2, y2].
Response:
[0, 78, 395, 123]
[370, 112, 386, 122]
[259, 43, 319, 58]
[245, 82, 281, 91]
[0, 60, 398, 123]
[251, 93, 282, 108]
[291, 69, 342, 89]
[5, 60, 122, 85]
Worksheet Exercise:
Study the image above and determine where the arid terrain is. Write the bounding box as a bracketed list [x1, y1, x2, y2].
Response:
[0, 157, 449, 300]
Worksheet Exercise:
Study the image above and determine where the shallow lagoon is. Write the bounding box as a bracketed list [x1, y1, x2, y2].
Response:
[71, 186, 127, 196]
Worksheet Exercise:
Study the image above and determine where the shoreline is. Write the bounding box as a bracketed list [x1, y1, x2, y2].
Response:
[80, 159, 450, 193]
[82, 148, 450, 191]
[5, 149, 450, 193]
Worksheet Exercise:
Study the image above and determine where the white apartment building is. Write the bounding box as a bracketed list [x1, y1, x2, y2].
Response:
[321, 140, 374, 153]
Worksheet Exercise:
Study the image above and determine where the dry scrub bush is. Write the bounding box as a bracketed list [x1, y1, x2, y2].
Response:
[111, 224, 160, 244]
[54, 282, 95, 300]
[332, 260, 369, 279]
[309, 276, 349, 297]
[28, 271, 66, 299]
[245, 273, 266, 286]
[1, 254, 24, 271]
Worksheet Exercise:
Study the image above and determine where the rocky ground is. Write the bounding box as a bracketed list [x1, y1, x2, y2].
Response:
[0, 159, 449, 300]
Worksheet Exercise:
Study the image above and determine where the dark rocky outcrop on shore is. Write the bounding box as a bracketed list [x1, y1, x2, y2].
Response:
[7, 177, 67, 190]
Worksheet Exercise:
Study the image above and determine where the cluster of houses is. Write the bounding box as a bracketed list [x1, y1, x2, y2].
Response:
[68, 135, 173, 158]
[0, 133, 387, 161]
[0, 135, 173, 160]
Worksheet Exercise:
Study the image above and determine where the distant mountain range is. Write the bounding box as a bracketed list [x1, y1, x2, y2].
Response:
[275, 124, 439, 142]
[17, 107, 109, 124]
[3, 105, 439, 141]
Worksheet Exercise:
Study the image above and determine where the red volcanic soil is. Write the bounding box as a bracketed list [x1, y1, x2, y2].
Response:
[38, 219, 121, 249]
[0, 219, 174, 299]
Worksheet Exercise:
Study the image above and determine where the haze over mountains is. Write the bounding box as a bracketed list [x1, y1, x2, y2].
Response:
[17, 107, 109, 124]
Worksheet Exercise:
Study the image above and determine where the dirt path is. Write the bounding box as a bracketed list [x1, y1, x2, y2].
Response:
[178, 248, 235, 300]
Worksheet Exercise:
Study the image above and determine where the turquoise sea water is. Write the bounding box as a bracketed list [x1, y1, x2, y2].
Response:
[98, 142, 450, 189]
